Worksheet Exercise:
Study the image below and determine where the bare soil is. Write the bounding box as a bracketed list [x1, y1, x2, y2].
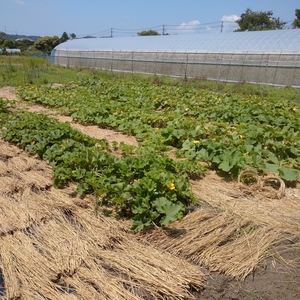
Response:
[0, 86, 300, 299]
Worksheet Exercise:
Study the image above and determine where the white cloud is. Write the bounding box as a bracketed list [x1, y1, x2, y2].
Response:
[221, 15, 240, 22]
[221, 15, 240, 32]
[177, 20, 201, 33]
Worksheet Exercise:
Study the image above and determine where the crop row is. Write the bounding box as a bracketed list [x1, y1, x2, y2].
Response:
[1, 107, 201, 230]
[17, 78, 300, 181]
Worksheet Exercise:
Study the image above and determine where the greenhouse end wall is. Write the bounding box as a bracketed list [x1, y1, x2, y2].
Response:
[51, 50, 300, 87]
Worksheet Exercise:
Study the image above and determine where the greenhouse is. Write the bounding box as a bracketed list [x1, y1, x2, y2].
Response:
[51, 29, 300, 87]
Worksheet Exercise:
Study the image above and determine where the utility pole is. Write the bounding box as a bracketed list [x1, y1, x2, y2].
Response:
[162, 25, 166, 35]
[221, 21, 224, 33]
[110, 28, 113, 38]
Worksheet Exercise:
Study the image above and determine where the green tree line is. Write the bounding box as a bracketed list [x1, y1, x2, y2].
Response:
[0, 31, 76, 55]
[234, 8, 300, 31]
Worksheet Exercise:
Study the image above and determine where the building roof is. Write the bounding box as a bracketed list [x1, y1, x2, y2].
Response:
[53, 29, 300, 54]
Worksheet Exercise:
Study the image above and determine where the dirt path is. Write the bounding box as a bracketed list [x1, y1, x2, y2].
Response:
[0, 87, 19, 101]
[1, 86, 300, 299]
[0, 86, 139, 148]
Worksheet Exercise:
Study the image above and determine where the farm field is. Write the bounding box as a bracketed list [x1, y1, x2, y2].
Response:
[0, 57, 300, 299]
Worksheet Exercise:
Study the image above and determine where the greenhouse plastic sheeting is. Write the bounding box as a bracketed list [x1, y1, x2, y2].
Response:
[53, 29, 300, 53]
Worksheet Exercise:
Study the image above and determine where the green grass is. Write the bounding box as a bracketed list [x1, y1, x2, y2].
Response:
[0, 56, 95, 87]
[133, 73, 300, 105]
[1, 55, 300, 105]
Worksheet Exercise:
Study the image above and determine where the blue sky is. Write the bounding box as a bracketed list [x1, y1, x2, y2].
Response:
[2, 0, 300, 37]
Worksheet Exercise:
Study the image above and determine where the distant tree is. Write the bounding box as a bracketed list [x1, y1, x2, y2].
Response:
[137, 30, 160, 36]
[292, 9, 300, 28]
[70, 33, 76, 39]
[2, 39, 16, 48]
[34, 36, 60, 54]
[19, 39, 34, 47]
[235, 8, 286, 31]
[0, 32, 8, 47]
[0, 31, 6, 42]
[60, 31, 69, 43]
[15, 39, 34, 52]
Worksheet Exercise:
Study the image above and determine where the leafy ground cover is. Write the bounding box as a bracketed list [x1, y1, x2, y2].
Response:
[1, 57, 300, 230]
[0, 98, 10, 126]
[1, 104, 199, 230]
[16, 78, 300, 182]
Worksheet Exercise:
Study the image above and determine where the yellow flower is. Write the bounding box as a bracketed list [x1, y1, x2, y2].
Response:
[169, 182, 175, 190]
[61, 144, 66, 149]
[31, 140, 35, 145]
[212, 137, 216, 141]
[193, 140, 200, 145]
[239, 135, 244, 139]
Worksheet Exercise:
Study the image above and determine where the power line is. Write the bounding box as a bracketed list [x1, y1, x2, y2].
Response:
[1, 20, 296, 38]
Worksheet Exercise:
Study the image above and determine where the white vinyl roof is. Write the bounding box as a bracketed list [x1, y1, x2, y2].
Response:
[53, 29, 300, 53]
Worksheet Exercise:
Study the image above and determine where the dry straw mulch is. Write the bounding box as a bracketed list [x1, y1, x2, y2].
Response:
[0, 139, 203, 300]
[143, 171, 300, 280]
[143, 209, 278, 280]
[1, 136, 300, 298]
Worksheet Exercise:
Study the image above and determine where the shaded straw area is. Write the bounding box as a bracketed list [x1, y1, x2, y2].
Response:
[0, 139, 204, 299]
